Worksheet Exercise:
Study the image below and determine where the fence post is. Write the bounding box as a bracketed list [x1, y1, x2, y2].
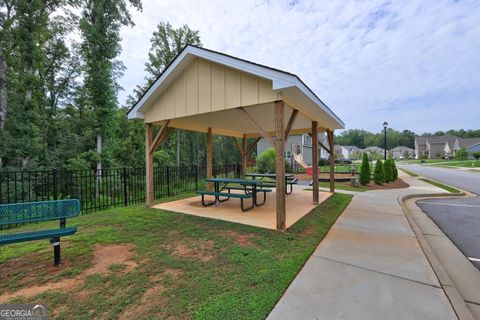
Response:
[195, 165, 198, 191]
[53, 168, 58, 200]
[166, 166, 170, 197]
[123, 167, 128, 206]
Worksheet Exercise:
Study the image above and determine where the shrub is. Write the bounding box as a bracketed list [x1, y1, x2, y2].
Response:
[256, 148, 292, 173]
[384, 158, 393, 182]
[374, 160, 385, 185]
[455, 147, 468, 160]
[359, 153, 371, 186]
[392, 159, 398, 180]
[472, 151, 480, 161]
[256, 147, 276, 173]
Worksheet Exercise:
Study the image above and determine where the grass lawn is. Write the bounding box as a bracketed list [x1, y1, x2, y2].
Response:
[418, 178, 461, 193]
[399, 168, 419, 177]
[0, 193, 351, 319]
[318, 182, 368, 192]
[430, 160, 480, 168]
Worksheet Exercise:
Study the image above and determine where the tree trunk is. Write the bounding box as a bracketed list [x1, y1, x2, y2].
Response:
[0, 53, 7, 167]
[0, 54, 7, 130]
[96, 134, 102, 198]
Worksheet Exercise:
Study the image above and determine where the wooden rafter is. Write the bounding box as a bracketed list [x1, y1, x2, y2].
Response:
[284, 109, 299, 141]
[246, 137, 261, 156]
[237, 107, 275, 146]
[149, 120, 172, 155]
[308, 133, 331, 154]
[231, 137, 243, 154]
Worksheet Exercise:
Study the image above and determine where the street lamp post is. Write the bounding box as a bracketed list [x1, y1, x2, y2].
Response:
[383, 121, 388, 160]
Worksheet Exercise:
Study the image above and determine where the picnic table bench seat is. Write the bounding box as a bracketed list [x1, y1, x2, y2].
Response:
[197, 190, 254, 211]
[224, 186, 272, 205]
[0, 199, 80, 267]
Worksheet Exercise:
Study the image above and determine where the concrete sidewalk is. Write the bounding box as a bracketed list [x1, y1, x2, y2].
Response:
[268, 173, 458, 320]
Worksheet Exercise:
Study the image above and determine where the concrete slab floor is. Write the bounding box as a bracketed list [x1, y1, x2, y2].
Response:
[153, 186, 331, 230]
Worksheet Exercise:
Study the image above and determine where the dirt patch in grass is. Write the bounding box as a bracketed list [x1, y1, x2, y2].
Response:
[0, 244, 137, 303]
[118, 284, 167, 320]
[367, 178, 409, 190]
[165, 239, 216, 262]
[218, 230, 256, 247]
[85, 244, 137, 275]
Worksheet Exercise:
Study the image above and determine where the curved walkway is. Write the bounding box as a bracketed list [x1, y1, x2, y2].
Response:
[268, 173, 458, 320]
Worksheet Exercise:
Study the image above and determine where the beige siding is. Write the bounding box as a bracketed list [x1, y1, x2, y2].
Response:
[211, 63, 225, 111]
[145, 58, 278, 123]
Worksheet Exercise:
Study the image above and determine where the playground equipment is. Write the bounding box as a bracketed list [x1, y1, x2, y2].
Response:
[292, 145, 318, 176]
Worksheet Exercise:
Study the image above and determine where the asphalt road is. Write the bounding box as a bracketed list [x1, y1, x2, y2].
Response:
[400, 164, 480, 269]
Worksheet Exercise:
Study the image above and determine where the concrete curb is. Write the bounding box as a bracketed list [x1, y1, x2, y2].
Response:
[398, 192, 476, 320]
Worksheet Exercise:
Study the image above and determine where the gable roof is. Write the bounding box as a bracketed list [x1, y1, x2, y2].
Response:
[458, 137, 480, 148]
[127, 45, 344, 128]
[390, 146, 414, 152]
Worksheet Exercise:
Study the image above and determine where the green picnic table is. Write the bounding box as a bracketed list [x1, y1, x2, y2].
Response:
[245, 173, 297, 195]
[196, 178, 272, 211]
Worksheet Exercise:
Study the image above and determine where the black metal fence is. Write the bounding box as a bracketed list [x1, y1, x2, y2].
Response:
[0, 164, 241, 214]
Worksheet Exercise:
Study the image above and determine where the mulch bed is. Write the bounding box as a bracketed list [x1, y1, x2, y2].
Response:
[366, 178, 409, 190]
[295, 172, 358, 181]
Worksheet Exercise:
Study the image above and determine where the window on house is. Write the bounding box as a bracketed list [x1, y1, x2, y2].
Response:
[285, 151, 291, 159]
[304, 135, 312, 146]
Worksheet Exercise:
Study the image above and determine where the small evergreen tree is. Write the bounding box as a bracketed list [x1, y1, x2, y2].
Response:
[384, 158, 393, 182]
[374, 160, 385, 185]
[392, 159, 398, 180]
[359, 152, 371, 185]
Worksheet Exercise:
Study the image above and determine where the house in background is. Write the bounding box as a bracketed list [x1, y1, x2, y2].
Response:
[467, 141, 480, 159]
[453, 138, 480, 157]
[364, 146, 385, 158]
[414, 136, 428, 159]
[390, 146, 414, 159]
[257, 133, 329, 167]
[415, 134, 480, 159]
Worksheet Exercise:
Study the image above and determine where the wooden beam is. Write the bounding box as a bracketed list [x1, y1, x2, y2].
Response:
[284, 109, 299, 141]
[312, 121, 319, 204]
[149, 120, 171, 155]
[145, 124, 154, 206]
[308, 133, 330, 154]
[246, 137, 261, 156]
[274, 101, 286, 230]
[237, 107, 275, 146]
[327, 129, 335, 193]
[231, 137, 242, 154]
[206, 127, 213, 191]
[242, 135, 247, 176]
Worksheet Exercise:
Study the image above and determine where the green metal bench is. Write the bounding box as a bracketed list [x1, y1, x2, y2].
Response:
[0, 199, 80, 267]
[197, 191, 254, 211]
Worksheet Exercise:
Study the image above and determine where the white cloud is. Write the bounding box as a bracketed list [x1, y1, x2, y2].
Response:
[118, 0, 480, 133]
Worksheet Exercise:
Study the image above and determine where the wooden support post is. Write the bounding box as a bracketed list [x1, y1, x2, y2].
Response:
[145, 123, 154, 206]
[206, 127, 213, 191]
[312, 121, 319, 204]
[327, 129, 335, 193]
[242, 134, 247, 176]
[274, 101, 286, 230]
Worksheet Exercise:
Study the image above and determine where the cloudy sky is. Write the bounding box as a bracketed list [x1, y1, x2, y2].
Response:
[118, 0, 480, 133]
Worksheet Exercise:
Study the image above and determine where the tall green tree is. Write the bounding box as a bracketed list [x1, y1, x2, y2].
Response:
[359, 152, 371, 186]
[79, 0, 142, 172]
[373, 160, 385, 185]
[126, 22, 202, 167]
